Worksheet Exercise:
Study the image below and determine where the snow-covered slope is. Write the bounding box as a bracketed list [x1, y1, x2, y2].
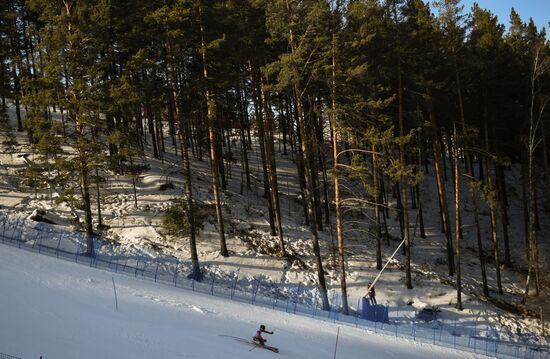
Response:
[0, 244, 484, 359]
[0, 98, 548, 351]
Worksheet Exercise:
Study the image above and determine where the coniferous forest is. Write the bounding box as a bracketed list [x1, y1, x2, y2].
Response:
[0, 0, 549, 327]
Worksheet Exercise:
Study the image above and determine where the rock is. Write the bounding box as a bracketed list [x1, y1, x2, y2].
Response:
[28, 208, 57, 225]
[159, 182, 175, 191]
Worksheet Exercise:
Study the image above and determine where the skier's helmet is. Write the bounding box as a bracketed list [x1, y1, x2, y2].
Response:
[260, 325, 266, 330]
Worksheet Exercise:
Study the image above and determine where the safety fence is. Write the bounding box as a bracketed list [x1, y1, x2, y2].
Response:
[0, 212, 548, 359]
[0, 353, 21, 359]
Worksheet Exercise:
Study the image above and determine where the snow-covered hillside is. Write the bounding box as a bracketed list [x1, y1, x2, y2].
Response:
[0, 243, 485, 359]
[0, 97, 548, 354]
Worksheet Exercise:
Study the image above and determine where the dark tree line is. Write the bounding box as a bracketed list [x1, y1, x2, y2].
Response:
[0, 0, 548, 313]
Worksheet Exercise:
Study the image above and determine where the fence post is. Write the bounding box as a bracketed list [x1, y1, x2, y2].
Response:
[1, 217, 6, 240]
[56, 235, 62, 257]
[12, 219, 18, 243]
[251, 279, 257, 304]
[210, 274, 215, 295]
[32, 232, 39, 250]
[355, 297, 361, 327]
[154, 257, 159, 282]
[140, 258, 147, 277]
[231, 269, 240, 299]
[17, 220, 22, 247]
[454, 320, 457, 348]
[287, 284, 295, 313]
[135, 257, 140, 277]
[174, 259, 179, 287]
[312, 292, 319, 318]
[293, 283, 302, 314]
[255, 279, 261, 304]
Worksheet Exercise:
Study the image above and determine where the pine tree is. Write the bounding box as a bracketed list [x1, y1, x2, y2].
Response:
[198, 0, 228, 257]
[468, 4, 508, 294]
[264, 0, 332, 311]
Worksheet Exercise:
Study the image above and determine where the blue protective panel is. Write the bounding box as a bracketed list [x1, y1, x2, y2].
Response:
[361, 297, 389, 323]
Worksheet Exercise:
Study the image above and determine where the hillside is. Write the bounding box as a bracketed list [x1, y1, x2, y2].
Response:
[0, 99, 548, 349]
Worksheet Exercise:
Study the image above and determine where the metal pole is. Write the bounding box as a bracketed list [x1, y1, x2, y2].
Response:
[112, 277, 118, 312]
[365, 238, 405, 297]
[333, 327, 340, 359]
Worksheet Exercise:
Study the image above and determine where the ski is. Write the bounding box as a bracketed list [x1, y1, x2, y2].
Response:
[219, 334, 279, 353]
[254, 343, 279, 353]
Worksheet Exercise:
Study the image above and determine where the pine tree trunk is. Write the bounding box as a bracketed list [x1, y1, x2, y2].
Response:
[156, 112, 165, 160]
[181, 130, 202, 281]
[146, 106, 158, 158]
[294, 85, 330, 311]
[311, 128, 324, 232]
[293, 103, 310, 226]
[199, 5, 228, 257]
[456, 68, 489, 296]
[280, 97, 288, 155]
[9, 55, 22, 131]
[8, 2, 23, 131]
[418, 199, 426, 239]
[76, 114, 94, 256]
[167, 37, 203, 280]
[395, 54, 412, 289]
[331, 33, 348, 314]
[427, 90, 455, 276]
[261, 82, 286, 255]
[331, 105, 348, 315]
[440, 138, 448, 182]
[542, 120, 550, 210]
[238, 77, 251, 190]
[315, 105, 330, 226]
[249, 63, 276, 234]
[521, 152, 531, 264]
[523, 47, 546, 302]
[1, 60, 6, 112]
[285, 19, 329, 310]
[496, 164, 511, 267]
[484, 111, 502, 295]
[372, 144, 383, 270]
[454, 126, 462, 310]
[95, 168, 102, 228]
[215, 128, 227, 191]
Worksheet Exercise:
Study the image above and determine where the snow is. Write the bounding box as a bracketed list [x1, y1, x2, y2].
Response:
[0, 244, 483, 359]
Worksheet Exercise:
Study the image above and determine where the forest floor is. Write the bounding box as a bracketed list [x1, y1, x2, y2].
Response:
[0, 99, 548, 345]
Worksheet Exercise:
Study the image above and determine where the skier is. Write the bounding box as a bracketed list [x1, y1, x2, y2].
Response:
[253, 324, 274, 346]
[367, 282, 377, 305]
